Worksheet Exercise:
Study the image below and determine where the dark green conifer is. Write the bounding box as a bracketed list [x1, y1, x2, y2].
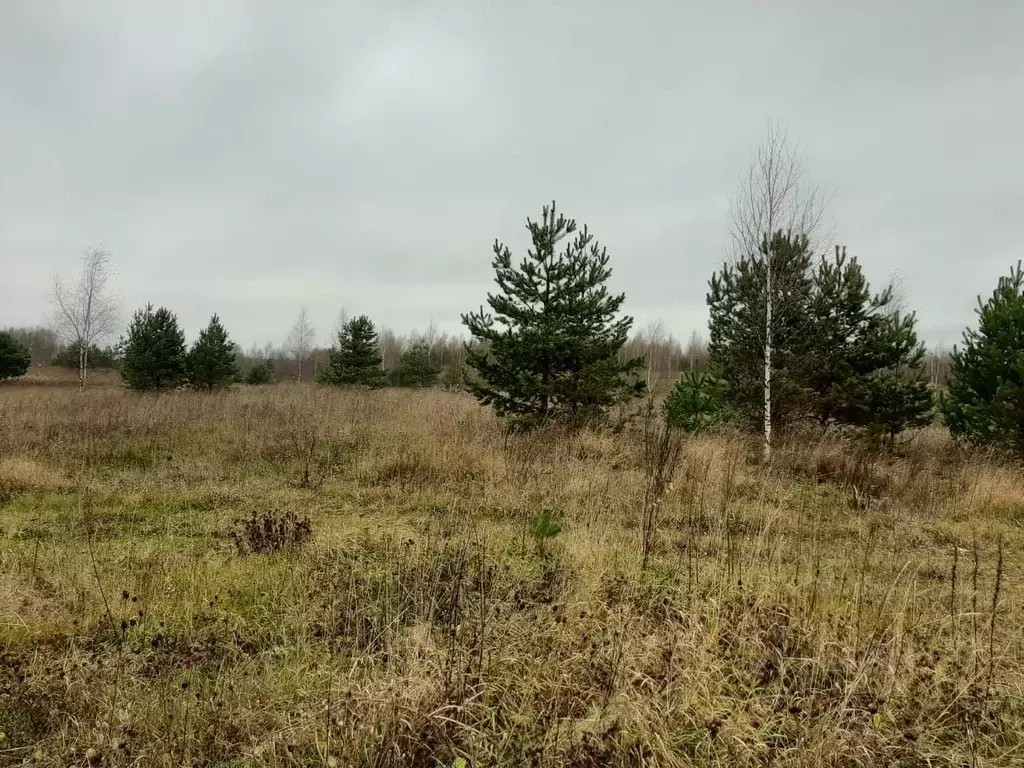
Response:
[392, 341, 440, 387]
[120, 304, 187, 391]
[187, 314, 239, 390]
[945, 262, 1024, 453]
[0, 332, 31, 380]
[462, 201, 644, 429]
[320, 315, 385, 387]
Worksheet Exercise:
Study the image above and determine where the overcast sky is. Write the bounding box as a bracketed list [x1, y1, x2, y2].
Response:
[2, 1, 1022, 350]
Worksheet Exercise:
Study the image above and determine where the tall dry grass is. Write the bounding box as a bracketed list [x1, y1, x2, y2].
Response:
[0, 378, 1022, 767]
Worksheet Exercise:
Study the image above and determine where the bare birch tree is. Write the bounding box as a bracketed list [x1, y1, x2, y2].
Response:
[684, 330, 706, 373]
[50, 248, 119, 389]
[334, 307, 350, 339]
[287, 307, 315, 382]
[424, 319, 439, 365]
[727, 123, 829, 460]
[640, 318, 669, 386]
[378, 327, 402, 371]
[884, 270, 910, 316]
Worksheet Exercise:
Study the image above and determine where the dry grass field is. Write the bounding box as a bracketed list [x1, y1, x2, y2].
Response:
[1, 372, 1022, 767]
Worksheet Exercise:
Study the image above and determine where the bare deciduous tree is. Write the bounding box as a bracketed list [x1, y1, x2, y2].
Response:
[424, 319, 439, 365]
[684, 329, 706, 374]
[334, 307, 350, 339]
[287, 307, 315, 382]
[641, 318, 669, 386]
[50, 249, 119, 389]
[727, 124, 830, 460]
[378, 327, 402, 371]
[884, 270, 910, 316]
[728, 123, 830, 259]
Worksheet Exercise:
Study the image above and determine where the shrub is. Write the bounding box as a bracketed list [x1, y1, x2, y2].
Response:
[529, 508, 562, 558]
[0, 332, 31, 380]
[244, 360, 275, 385]
[229, 510, 312, 554]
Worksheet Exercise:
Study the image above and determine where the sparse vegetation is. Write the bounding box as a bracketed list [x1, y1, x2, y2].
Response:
[1, 375, 1021, 766]
[528, 507, 562, 558]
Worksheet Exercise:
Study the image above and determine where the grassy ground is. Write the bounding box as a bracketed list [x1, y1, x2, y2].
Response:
[1, 373, 1022, 767]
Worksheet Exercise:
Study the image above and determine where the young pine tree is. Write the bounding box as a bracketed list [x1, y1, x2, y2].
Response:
[187, 314, 240, 390]
[664, 371, 725, 435]
[120, 304, 187, 391]
[707, 230, 816, 438]
[805, 246, 877, 425]
[245, 359, 275, 385]
[944, 261, 1024, 453]
[807, 246, 932, 435]
[462, 202, 644, 429]
[836, 310, 933, 443]
[0, 331, 31, 380]
[320, 315, 385, 387]
[392, 341, 440, 387]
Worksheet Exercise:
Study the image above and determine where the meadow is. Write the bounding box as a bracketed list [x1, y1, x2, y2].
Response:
[1, 372, 1022, 767]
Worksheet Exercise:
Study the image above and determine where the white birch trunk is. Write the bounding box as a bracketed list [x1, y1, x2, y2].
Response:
[763, 255, 773, 462]
[79, 343, 88, 390]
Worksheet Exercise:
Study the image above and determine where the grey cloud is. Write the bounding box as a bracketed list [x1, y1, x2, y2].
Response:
[2, 0, 1022, 348]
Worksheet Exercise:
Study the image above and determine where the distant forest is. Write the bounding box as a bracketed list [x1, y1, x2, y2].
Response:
[0, 320, 955, 393]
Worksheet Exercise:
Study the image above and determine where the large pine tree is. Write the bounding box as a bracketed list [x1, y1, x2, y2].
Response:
[319, 315, 385, 387]
[120, 304, 187, 391]
[945, 262, 1024, 453]
[187, 314, 239, 390]
[462, 202, 643, 428]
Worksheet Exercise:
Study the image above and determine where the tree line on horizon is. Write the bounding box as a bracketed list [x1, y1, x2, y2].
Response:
[2, 128, 1022, 455]
[0, 319, 958, 388]
[0, 311, 717, 391]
